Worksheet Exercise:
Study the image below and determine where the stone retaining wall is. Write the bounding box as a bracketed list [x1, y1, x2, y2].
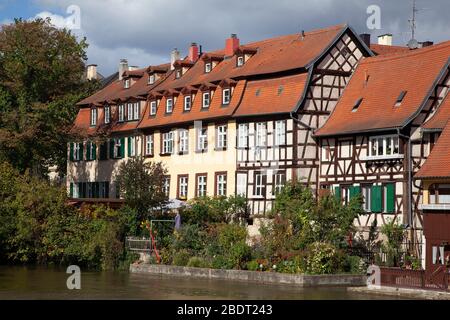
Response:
[130, 263, 367, 287]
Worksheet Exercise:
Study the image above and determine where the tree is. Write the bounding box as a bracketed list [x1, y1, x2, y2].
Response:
[0, 18, 100, 176]
[115, 157, 168, 219]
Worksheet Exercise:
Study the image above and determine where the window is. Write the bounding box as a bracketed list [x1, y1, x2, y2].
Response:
[254, 172, 266, 197]
[222, 88, 231, 105]
[395, 91, 407, 107]
[124, 79, 130, 89]
[236, 173, 247, 196]
[99, 182, 110, 198]
[238, 123, 248, 148]
[369, 135, 400, 158]
[215, 172, 227, 197]
[163, 176, 170, 197]
[104, 106, 110, 124]
[112, 138, 124, 159]
[90, 108, 97, 126]
[256, 122, 267, 147]
[368, 184, 394, 213]
[73, 142, 82, 161]
[273, 171, 286, 195]
[202, 92, 210, 108]
[197, 127, 208, 152]
[166, 98, 173, 113]
[205, 62, 212, 73]
[274, 120, 286, 146]
[148, 74, 155, 85]
[145, 135, 153, 156]
[178, 129, 189, 154]
[429, 184, 450, 204]
[362, 185, 371, 212]
[128, 136, 136, 157]
[133, 102, 140, 120]
[176, 69, 182, 79]
[86, 142, 96, 161]
[216, 125, 227, 150]
[162, 131, 174, 154]
[184, 96, 192, 111]
[118, 104, 125, 122]
[196, 174, 207, 197]
[178, 175, 188, 200]
[150, 101, 157, 116]
[127, 103, 133, 121]
[237, 56, 244, 67]
[352, 98, 363, 112]
[432, 246, 446, 265]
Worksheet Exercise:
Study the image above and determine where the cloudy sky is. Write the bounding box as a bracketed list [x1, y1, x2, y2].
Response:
[1, 0, 449, 76]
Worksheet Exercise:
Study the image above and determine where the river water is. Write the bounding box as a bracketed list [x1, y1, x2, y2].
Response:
[0, 265, 400, 300]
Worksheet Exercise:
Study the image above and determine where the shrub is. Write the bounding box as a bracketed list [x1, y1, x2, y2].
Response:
[381, 219, 406, 267]
[343, 255, 365, 274]
[277, 254, 307, 274]
[246, 260, 260, 271]
[306, 242, 345, 275]
[172, 249, 191, 266]
[187, 257, 209, 268]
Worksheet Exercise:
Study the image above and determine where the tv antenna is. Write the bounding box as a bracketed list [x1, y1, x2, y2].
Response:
[407, 0, 420, 49]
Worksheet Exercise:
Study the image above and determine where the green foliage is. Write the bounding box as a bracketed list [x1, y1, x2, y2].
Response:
[187, 257, 209, 268]
[172, 249, 191, 266]
[306, 242, 345, 275]
[277, 255, 306, 274]
[246, 260, 260, 271]
[116, 157, 168, 218]
[342, 256, 365, 274]
[380, 218, 406, 267]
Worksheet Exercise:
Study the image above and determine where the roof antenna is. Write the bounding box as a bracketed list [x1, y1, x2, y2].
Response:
[407, 0, 419, 49]
[301, 30, 305, 40]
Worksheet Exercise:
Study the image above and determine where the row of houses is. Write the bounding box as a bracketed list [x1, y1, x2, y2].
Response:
[68, 23, 450, 267]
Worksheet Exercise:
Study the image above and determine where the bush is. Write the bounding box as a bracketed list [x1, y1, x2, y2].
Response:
[306, 242, 345, 275]
[246, 260, 260, 271]
[343, 255, 365, 274]
[187, 256, 209, 268]
[172, 249, 191, 266]
[277, 254, 307, 274]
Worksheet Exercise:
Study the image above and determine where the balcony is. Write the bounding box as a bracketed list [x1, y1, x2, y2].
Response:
[419, 204, 450, 211]
[361, 154, 404, 161]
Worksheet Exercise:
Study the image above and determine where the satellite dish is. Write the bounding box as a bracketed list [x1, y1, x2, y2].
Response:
[407, 39, 419, 50]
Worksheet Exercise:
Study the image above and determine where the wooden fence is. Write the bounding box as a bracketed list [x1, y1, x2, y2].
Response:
[379, 267, 449, 291]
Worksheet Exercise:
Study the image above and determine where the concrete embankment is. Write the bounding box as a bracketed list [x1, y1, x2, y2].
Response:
[130, 263, 367, 287]
[349, 286, 450, 300]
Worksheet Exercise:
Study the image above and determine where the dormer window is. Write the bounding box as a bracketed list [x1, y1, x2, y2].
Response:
[352, 98, 363, 112]
[166, 98, 173, 113]
[127, 103, 133, 121]
[395, 91, 407, 107]
[184, 95, 192, 111]
[90, 108, 97, 126]
[118, 104, 125, 122]
[205, 62, 212, 73]
[176, 69, 182, 79]
[150, 101, 157, 116]
[148, 74, 156, 85]
[202, 92, 210, 109]
[237, 56, 244, 67]
[222, 89, 231, 105]
[104, 106, 110, 124]
[133, 102, 140, 120]
[124, 79, 130, 89]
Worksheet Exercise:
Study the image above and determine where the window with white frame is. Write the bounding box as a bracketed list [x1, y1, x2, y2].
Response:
[133, 102, 140, 120]
[162, 131, 174, 154]
[256, 122, 267, 147]
[178, 176, 188, 199]
[275, 120, 286, 146]
[202, 92, 210, 108]
[237, 56, 244, 67]
[163, 176, 170, 197]
[129, 136, 136, 157]
[222, 88, 231, 105]
[166, 98, 173, 113]
[362, 185, 371, 212]
[197, 175, 207, 197]
[197, 127, 208, 152]
[369, 135, 400, 157]
[238, 123, 248, 148]
[104, 106, 110, 124]
[236, 173, 247, 196]
[124, 79, 130, 89]
[254, 172, 266, 197]
[118, 104, 125, 122]
[74, 142, 82, 161]
[90, 108, 97, 126]
[274, 171, 286, 195]
[176, 69, 182, 79]
[216, 173, 227, 197]
[184, 95, 192, 111]
[127, 103, 133, 121]
[145, 135, 153, 156]
[179, 129, 189, 154]
[216, 125, 227, 149]
[148, 74, 155, 85]
[113, 138, 122, 158]
[150, 101, 157, 116]
[205, 62, 212, 73]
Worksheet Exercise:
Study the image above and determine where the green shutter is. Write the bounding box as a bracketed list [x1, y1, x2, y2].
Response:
[386, 183, 395, 213]
[79, 143, 84, 161]
[349, 186, 361, 199]
[334, 186, 341, 202]
[120, 137, 125, 158]
[109, 139, 115, 159]
[99, 142, 107, 160]
[92, 143, 97, 160]
[371, 185, 382, 213]
[69, 182, 74, 198]
[127, 137, 131, 157]
[86, 142, 91, 160]
[69, 143, 74, 161]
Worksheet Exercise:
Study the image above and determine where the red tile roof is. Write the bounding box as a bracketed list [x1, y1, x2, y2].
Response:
[315, 41, 450, 137]
[370, 44, 410, 56]
[70, 108, 101, 136]
[422, 95, 450, 131]
[416, 120, 450, 179]
[233, 73, 308, 117]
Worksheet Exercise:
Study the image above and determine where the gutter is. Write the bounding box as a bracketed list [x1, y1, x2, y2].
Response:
[397, 128, 413, 232]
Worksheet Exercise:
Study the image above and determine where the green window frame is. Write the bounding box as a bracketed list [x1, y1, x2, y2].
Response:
[371, 185, 382, 213]
[334, 186, 341, 202]
[384, 183, 395, 213]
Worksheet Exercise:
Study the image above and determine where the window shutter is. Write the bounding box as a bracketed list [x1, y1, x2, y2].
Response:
[127, 137, 131, 157]
[92, 143, 97, 160]
[386, 183, 395, 213]
[99, 142, 107, 161]
[371, 185, 382, 213]
[109, 139, 115, 159]
[79, 143, 84, 161]
[334, 186, 341, 201]
[349, 186, 361, 199]
[105, 182, 110, 199]
[120, 137, 125, 158]
[69, 143, 74, 161]
[262, 174, 267, 197]
[94, 182, 100, 198]
[69, 182, 74, 198]
[86, 142, 91, 160]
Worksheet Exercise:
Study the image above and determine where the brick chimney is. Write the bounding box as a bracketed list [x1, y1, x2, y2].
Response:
[378, 34, 393, 46]
[119, 59, 128, 80]
[171, 48, 180, 70]
[189, 42, 199, 62]
[359, 33, 371, 47]
[225, 34, 240, 57]
[86, 64, 97, 80]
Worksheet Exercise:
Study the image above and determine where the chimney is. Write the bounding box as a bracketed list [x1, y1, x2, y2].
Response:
[86, 64, 97, 80]
[419, 41, 434, 48]
[119, 59, 128, 80]
[171, 48, 180, 70]
[188, 42, 199, 62]
[225, 34, 240, 57]
[378, 34, 393, 46]
[359, 33, 371, 47]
